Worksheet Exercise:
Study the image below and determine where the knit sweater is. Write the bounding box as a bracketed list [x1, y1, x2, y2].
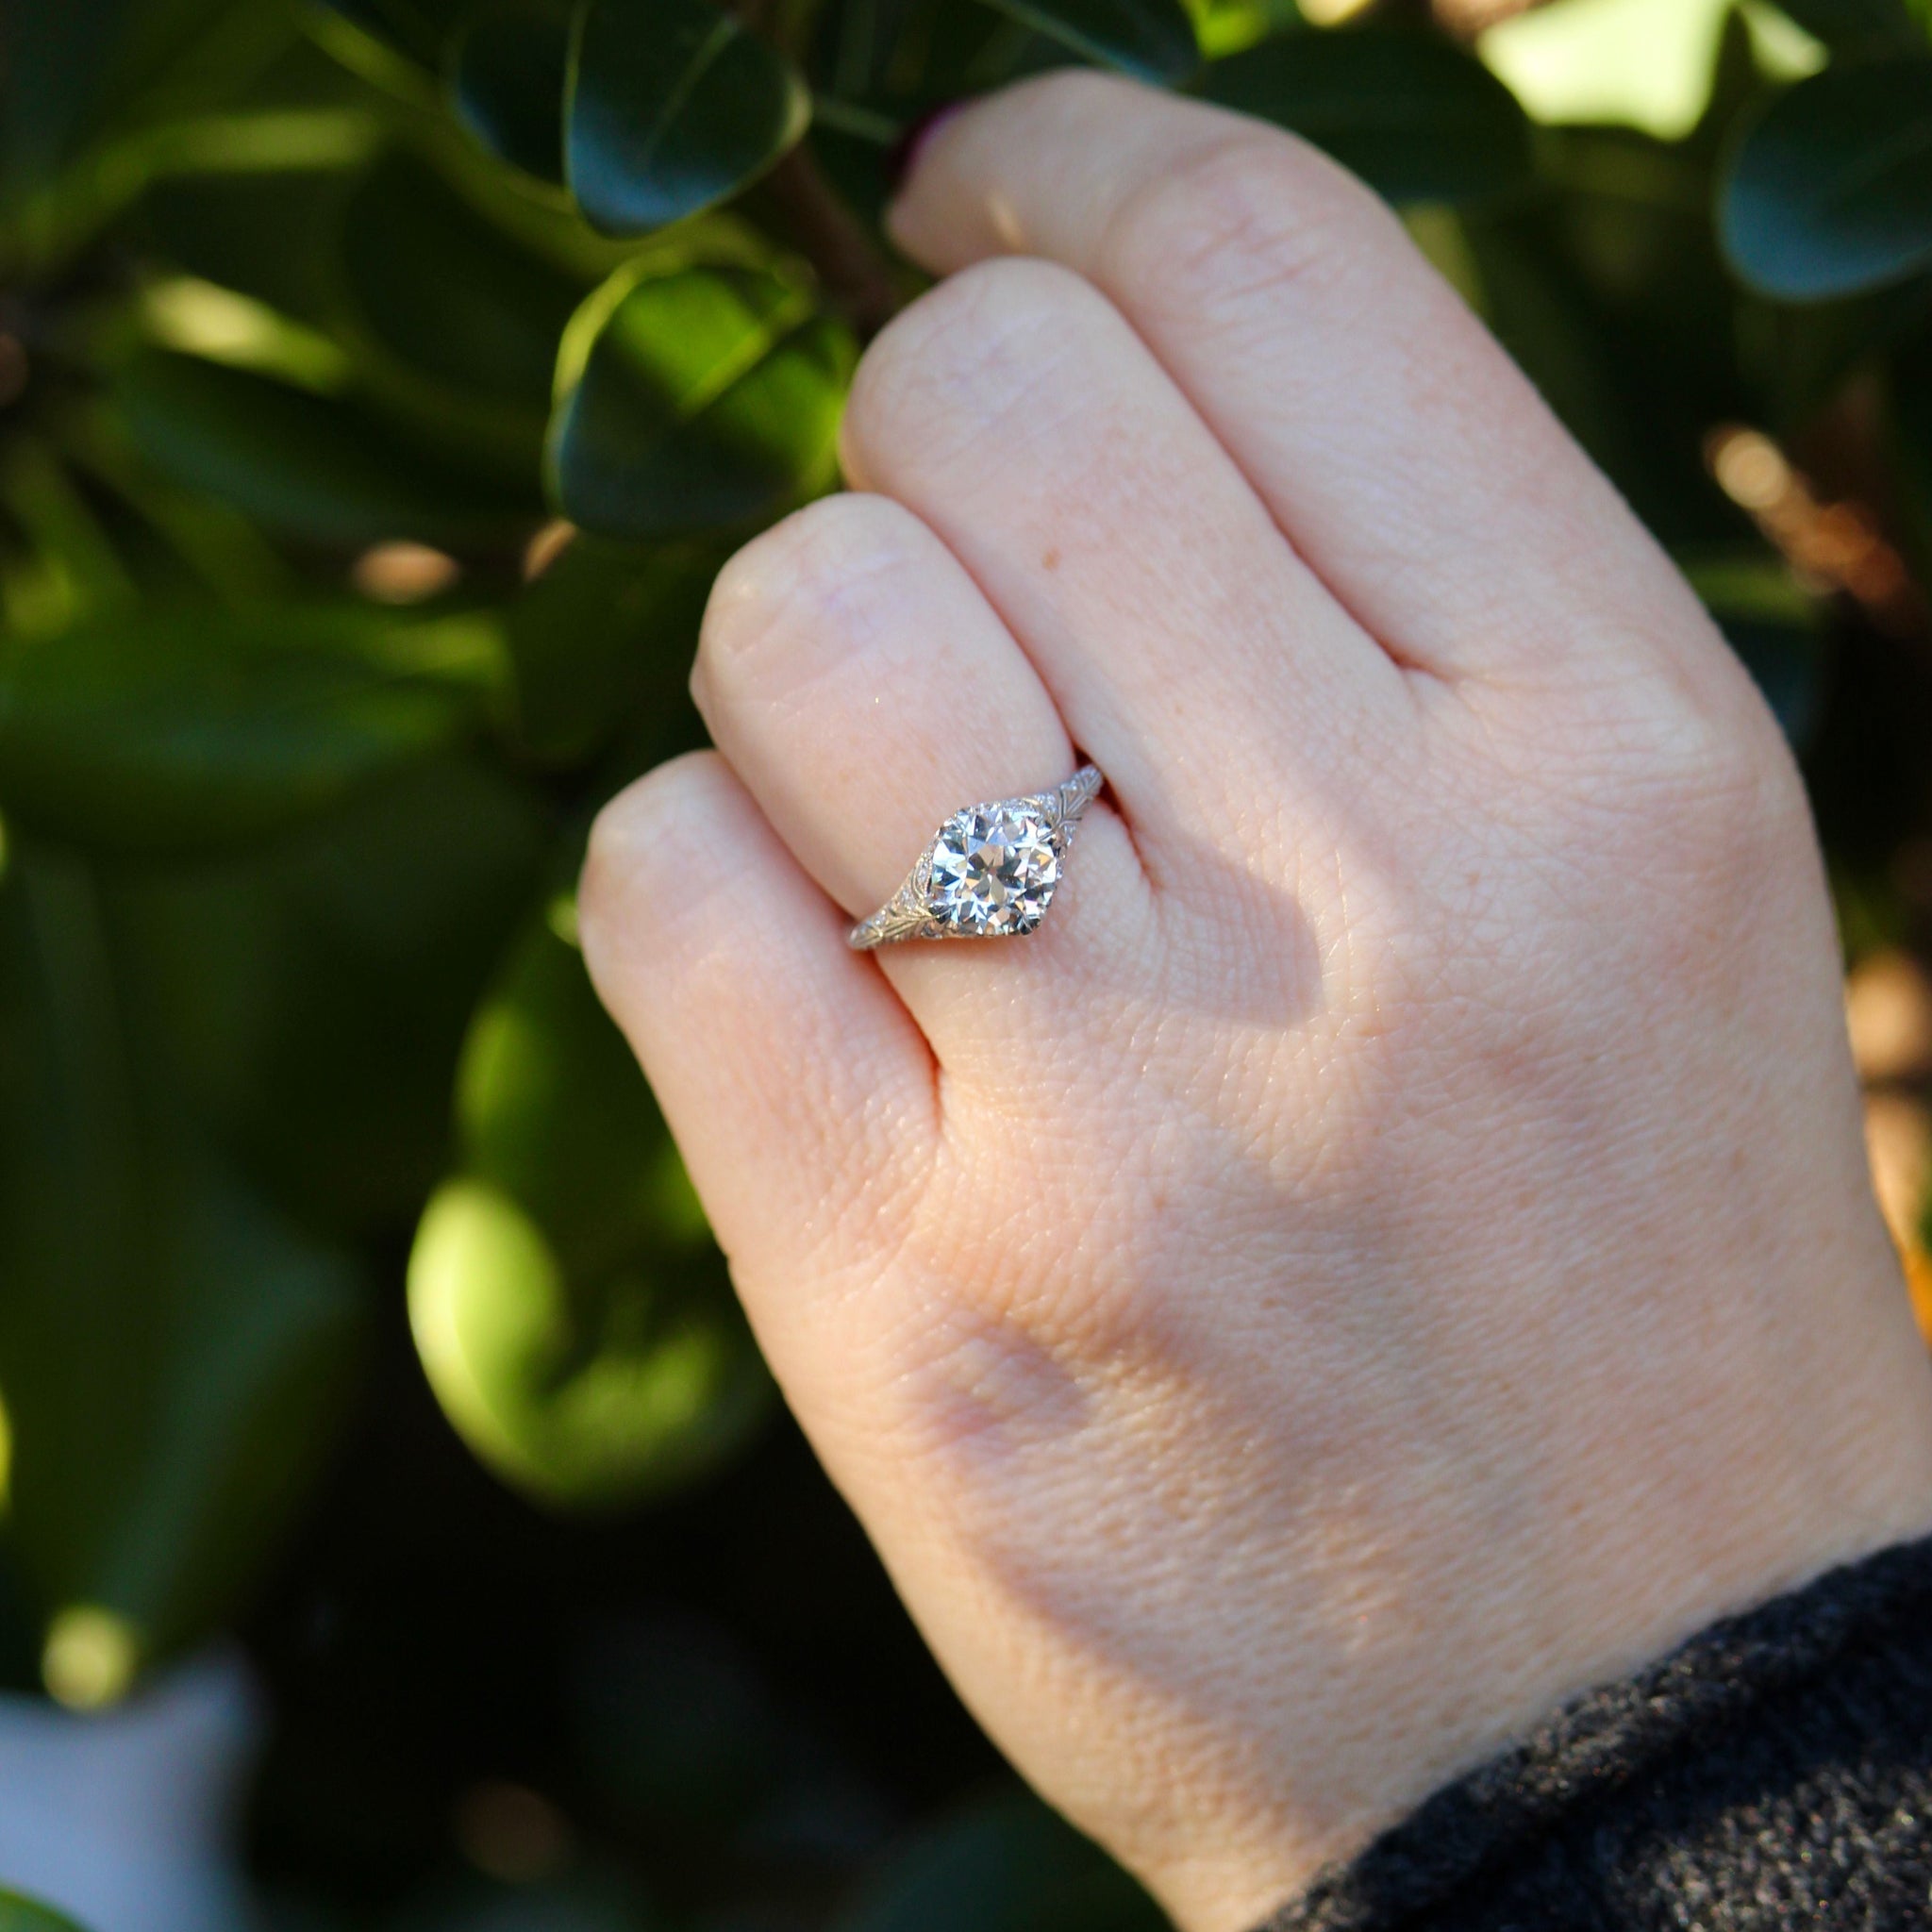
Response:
[1260, 1533, 1932, 1931]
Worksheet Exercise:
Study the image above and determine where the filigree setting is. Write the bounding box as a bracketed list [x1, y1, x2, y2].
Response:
[847, 764, 1105, 950]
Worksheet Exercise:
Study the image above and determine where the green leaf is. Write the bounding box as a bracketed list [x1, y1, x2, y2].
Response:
[448, 0, 574, 184]
[134, 137, 371, 333]
[0, 1890, 92, 1932]
[313, 0, 476, 69]
[566, 0, 810, 235]
[0, 604, 503, 856]
[1202, 28, 1531, 206]
[0, 0, 247, 192]
[1721, 54, 1932, 300]
[841, 1790, 1167, 1932]
[0, 844, 365, 1682]
[1767, 0, 1922, 49]
[409, 907, 770, 1509]
[339, 149, 587, 411]
[110, 349, 542, 547]
[547, 261, 854, 540]
[507, 535, 721, 765]
[113, 756, 545, 1235]
[974, 0, 1197, 83]
[1475, 0, 1735, 142]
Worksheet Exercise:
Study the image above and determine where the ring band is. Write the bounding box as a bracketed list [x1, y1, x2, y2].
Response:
[847, 764, 1105, 950]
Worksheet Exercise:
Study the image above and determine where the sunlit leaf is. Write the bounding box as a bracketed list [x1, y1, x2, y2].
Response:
[0, 1890, 92, 1932]
[1477, 0, 1732, 142]
[840, 1790, 1166, 1932]
[409, 1173, 766, 1511]
[0, 604, 503, 855]
[976, 0, 1197, 83]
[567, 0, 810, 235]
[547, 261, 854, 539]
[111, 349, 542, 546]
[0, 843, 365, 1678]
[409, 905, 770, 1510]
[448, 0, 573, 183]
[455, 901, 708, 1269]
[1203, 29, 1530, 205]
[1722, 53, 1932, 300]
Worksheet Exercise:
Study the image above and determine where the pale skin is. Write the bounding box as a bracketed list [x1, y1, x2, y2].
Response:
[578, 74, 1932, 1932]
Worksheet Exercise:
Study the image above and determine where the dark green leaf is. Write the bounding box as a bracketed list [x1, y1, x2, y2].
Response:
[507, 535, 720, 765]
[841, 1790, 1166, 1932]
[1890, 317, 1932, 578]
[409, 906, 771, 1509]
[448, 0, 574, 183]
[974, 0, 1196, 83]
[1721, 54, 1932, 301]
[313, 0, 476, 69]
[136, 149, 367, 330]
[0, 0, 249, 191]
[111, 349, 541, 546]
[566, 0, 810, 235]
[547, 262, 854, 540]
[1201, 28, 1531, 206]
[1765, 0, 1922, 49]
[0, 1890, 92, 1932]
[0, 604, 502, 855]
[340, 150, 587, 410]
[114, 756, 545, 1235]
[0, 843, 365, 1676]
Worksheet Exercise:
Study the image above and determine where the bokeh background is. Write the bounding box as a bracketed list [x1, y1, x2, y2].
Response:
[0, 0, 1930, 1925]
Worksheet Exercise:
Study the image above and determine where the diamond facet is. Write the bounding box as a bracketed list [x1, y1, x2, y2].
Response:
[926, 802, 1059, 936]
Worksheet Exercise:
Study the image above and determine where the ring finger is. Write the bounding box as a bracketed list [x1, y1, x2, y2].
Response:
[691, 490, 1158, 1074]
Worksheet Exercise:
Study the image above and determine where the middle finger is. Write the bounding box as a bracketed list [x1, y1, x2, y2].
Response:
[839, 254, 1411, 869]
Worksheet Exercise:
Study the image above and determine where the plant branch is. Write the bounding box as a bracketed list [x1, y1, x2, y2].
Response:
[762, 142, 903, 340]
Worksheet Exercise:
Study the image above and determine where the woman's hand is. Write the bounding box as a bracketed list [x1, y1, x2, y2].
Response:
[579, 74, 1932, 1932]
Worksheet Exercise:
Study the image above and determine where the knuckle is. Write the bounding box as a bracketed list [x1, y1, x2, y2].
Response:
[842, 256, 1114, 470]
[1004, 64, 1148, 127]
[1522, 667, 1814, 951]
[696, 492, 926, 687]
[579, 752, 729, 939]
[1100, 129, 1395, 331]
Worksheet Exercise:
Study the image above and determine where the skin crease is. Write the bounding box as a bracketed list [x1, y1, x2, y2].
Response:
[577, 73, 1932, 1932]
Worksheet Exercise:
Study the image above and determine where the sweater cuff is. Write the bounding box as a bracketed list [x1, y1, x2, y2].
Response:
[1258, 1530, 1932, 1932]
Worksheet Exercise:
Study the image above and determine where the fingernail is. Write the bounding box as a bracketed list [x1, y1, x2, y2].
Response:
[888, 99, 969, 192]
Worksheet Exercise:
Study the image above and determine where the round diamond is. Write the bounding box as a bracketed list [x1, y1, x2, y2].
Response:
[927, 802, 1059, 935]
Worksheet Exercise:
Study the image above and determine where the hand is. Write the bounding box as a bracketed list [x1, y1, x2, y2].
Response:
[579, 74, 1932, 1932]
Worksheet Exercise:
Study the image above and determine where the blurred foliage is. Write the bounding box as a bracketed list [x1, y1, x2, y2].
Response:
[1, 0, 1931, 1924]
[0, 1897, 85, 1932]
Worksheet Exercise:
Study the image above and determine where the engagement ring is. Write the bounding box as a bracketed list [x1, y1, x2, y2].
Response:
[847, 764, 1105, 949]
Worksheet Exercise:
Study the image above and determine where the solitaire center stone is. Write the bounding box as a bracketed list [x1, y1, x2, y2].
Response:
[927, 802, 1060, 936]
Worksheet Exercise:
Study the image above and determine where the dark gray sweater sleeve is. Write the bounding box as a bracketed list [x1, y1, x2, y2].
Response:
[1258, 1532, 1932, 1932]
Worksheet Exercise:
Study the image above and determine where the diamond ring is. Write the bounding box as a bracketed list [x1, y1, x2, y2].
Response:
[847, 764, 1106, 950]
